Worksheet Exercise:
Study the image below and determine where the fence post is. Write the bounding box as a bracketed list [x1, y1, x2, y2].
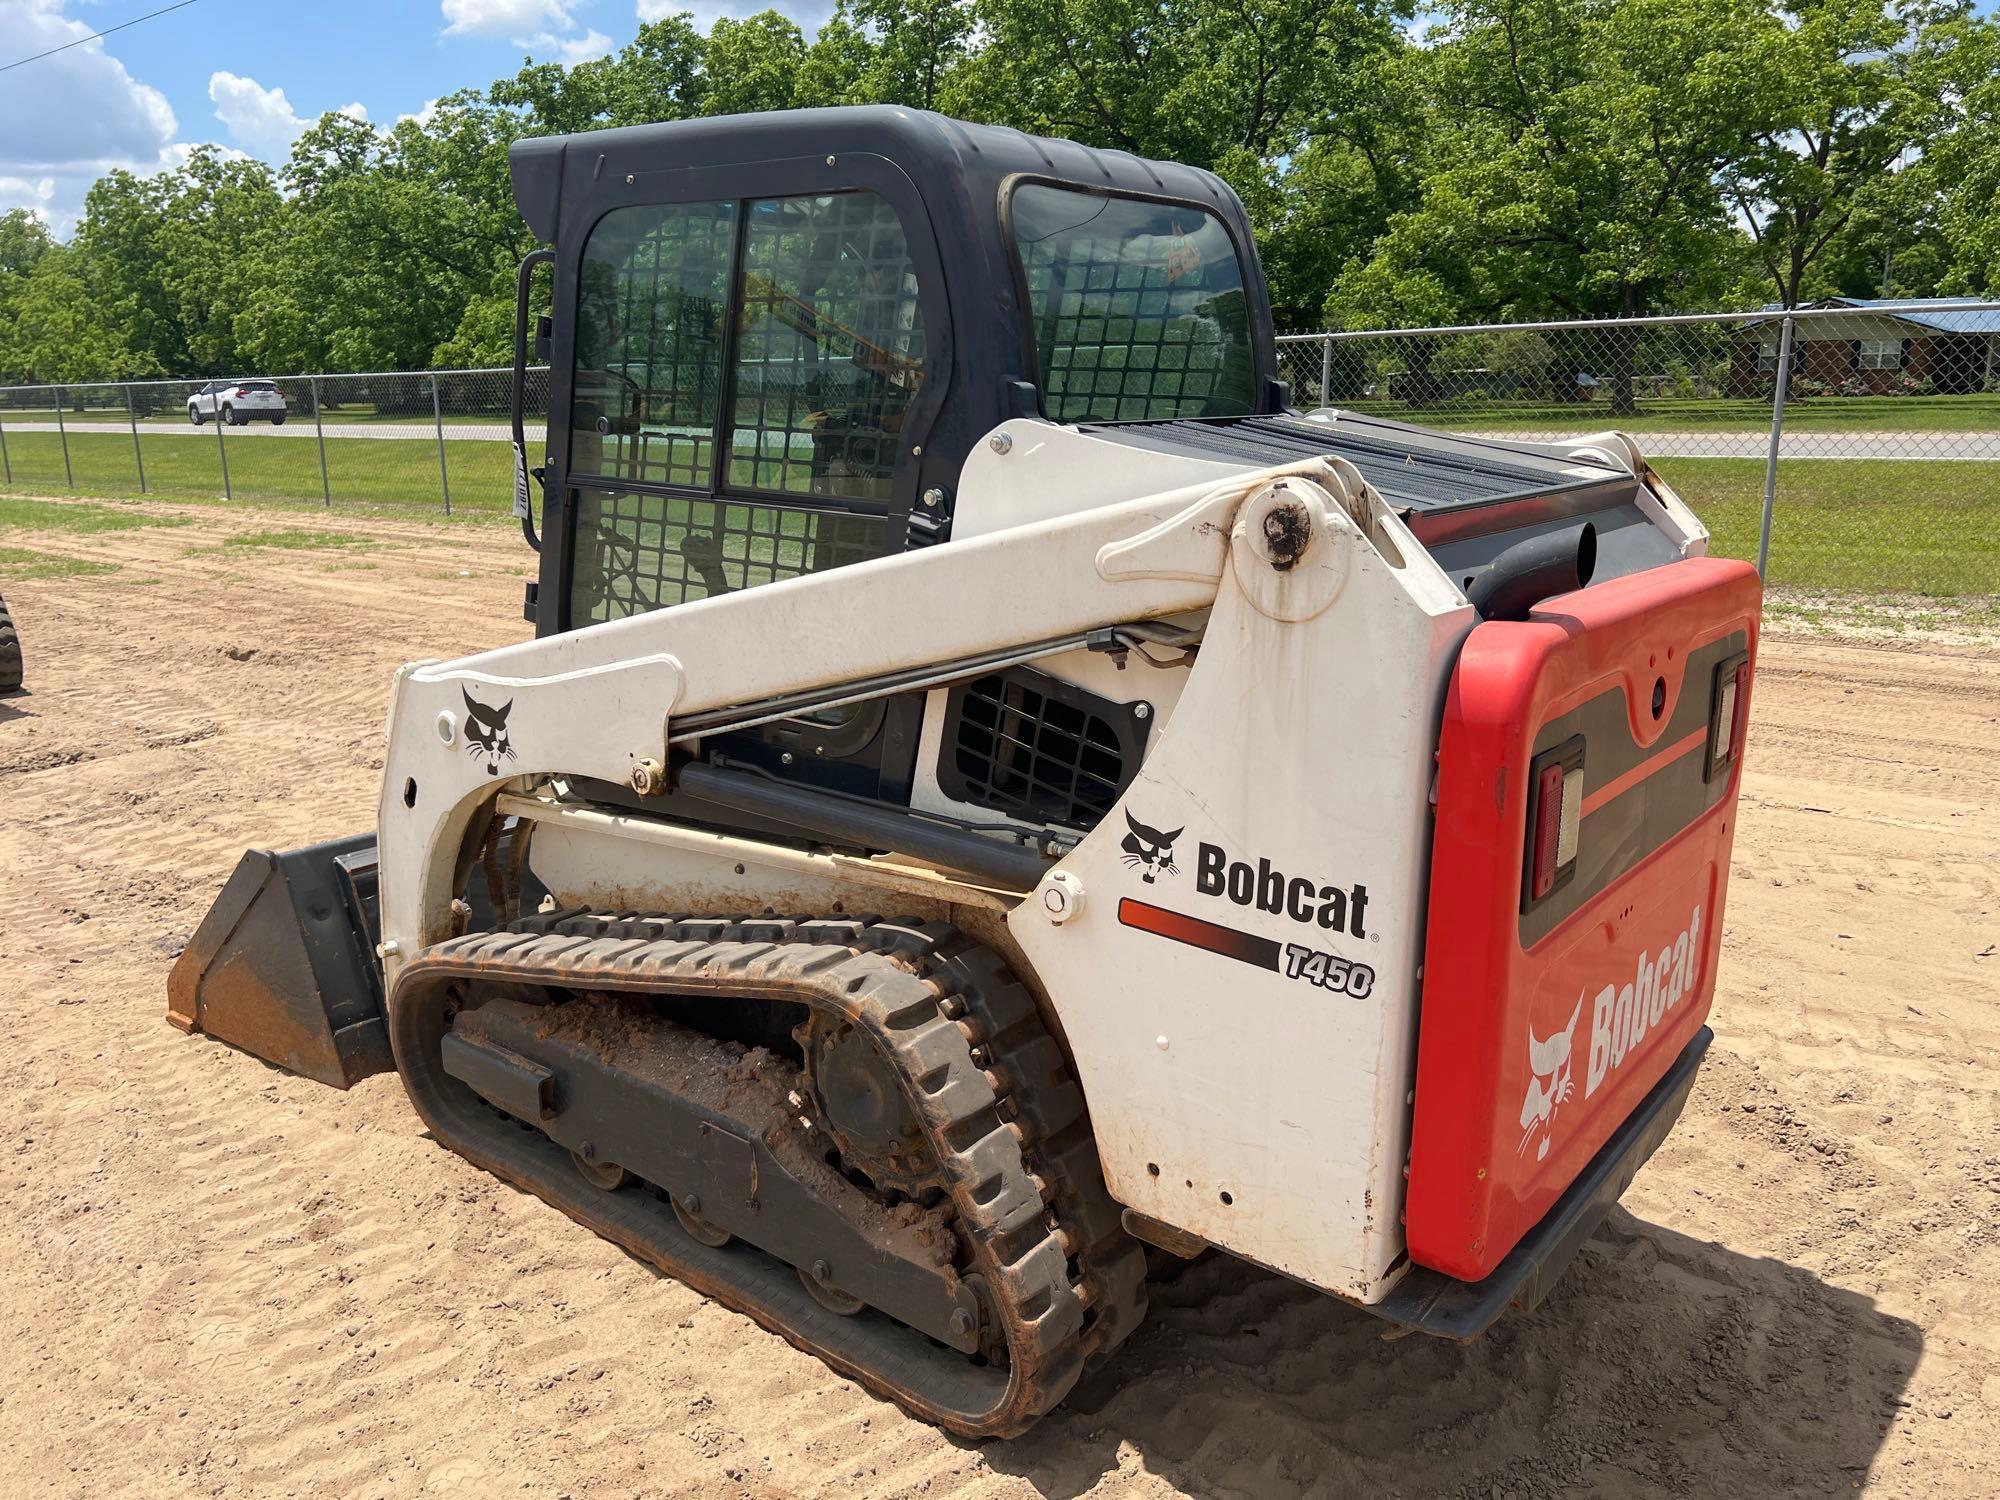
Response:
[431, 372, 451, 515]
[213, 385, 232, 501]
[0, 401, 10, 486]
[1757, 313, 1795, 580]
[55, 385, 73, 489]
[311, 375, 330, 507]
[126, 383, 147, 494]
[1320, 335, 1334, 407]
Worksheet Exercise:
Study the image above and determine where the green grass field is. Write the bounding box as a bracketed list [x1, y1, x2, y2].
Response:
[1654, 457, 2000, 599]
[2, 430, 1994, 617]
[0, 407, 519, 429]
[0, 428, 503, 519]
[1316, 391, 2000, 435]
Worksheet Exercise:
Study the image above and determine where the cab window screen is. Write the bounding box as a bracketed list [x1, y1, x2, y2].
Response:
[571, 199, 737, 487]
[1011, 185, 1255, 423]
[569, 490, 887, 626]
[731, 193, 925, 501]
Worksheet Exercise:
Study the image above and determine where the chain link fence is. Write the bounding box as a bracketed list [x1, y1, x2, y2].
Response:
[5, 308, 1997, 627]
[1279, 302, 2000, 626]
[0, 368, 550, 520]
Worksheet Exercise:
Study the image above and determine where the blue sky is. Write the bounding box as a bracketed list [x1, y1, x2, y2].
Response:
[0, 0, 829, 234]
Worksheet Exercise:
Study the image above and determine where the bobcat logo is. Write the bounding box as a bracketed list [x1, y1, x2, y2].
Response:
[1519, 997, 1583, 1161]
[1120, 812, 1183, 884]
[462, 689, 517, 776]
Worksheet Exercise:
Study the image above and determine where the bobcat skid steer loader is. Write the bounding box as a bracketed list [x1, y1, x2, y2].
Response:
[168, 108, 1761, 1437]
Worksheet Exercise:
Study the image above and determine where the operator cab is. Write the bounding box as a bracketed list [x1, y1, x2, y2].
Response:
[508, 106, 1283, 638]
[505, 106, 1695, 832]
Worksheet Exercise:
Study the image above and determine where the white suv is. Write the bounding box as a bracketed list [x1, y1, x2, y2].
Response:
[188, 380, 287, 426]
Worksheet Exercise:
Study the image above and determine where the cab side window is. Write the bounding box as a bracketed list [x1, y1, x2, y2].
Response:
[730, 193, 926, 503]
[1011, 184, 1255, 424]
[565, 191, 925, 626]
[570, 199, 737, 488]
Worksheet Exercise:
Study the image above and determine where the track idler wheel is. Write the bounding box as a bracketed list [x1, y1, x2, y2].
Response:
[797, 1258, 865, 1316]
[570, 1143, 631, 1191]
[671, 1192, 732, 1249]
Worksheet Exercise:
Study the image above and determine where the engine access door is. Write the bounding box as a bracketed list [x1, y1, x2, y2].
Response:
[1407, 555, 1761, 1282]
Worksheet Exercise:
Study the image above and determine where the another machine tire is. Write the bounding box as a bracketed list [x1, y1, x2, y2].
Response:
[272, 413, 286, 426]
[188, 406, 203, 425]
[0, 591, 21, 694]
[222, 404, 237, 426]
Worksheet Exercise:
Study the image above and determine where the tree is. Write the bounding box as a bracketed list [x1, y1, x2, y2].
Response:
[0, 246, 140, 383]
[702, 12, 812, 116]
[0, 209, 52, 280]
[954, 0, 1404, 169]
[1335, 0, 1766, 412]
[1719, 0, 1965, 308]
[1917, 14, 2000, 294]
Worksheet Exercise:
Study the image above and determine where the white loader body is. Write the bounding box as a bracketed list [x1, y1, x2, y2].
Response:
[373, 425, 1702, 1303]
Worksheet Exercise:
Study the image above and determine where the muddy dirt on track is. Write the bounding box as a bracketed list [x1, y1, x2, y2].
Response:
[0, 499, 1994, 1498]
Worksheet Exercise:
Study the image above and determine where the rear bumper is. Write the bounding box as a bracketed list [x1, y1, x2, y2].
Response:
[1372, 1024, 1710, 1340]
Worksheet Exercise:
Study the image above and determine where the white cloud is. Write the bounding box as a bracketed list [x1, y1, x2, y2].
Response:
[0, 2, 177, 170]
[0, 174, 57, 224]
[440, 0, 576, 37]
[208, 75, 372, 159]
[397, 98, 445, 128]
[519, 26, 614, 61]
[441, 0, 620, 64]
[0, 176, 57, 205]
[208, 71, 310, 156]
[0, 1, 179, 232]
[158, 141, 254, 172]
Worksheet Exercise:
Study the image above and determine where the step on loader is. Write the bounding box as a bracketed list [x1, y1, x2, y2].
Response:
[168, 107, 1761, 1437]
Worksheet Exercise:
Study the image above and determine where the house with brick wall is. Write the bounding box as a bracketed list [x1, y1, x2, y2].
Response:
[1729, 297, 2000, 397]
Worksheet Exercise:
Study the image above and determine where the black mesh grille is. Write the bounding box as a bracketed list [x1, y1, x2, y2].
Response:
[570, 490, 885, 625]
[939, 669, 1145, 829]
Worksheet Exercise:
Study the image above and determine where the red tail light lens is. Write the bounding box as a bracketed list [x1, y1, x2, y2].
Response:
[1523, 736, 1585, 911]
[234, 387, 250, 398]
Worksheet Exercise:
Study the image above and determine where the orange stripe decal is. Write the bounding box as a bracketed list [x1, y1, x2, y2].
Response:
[1581, 727, 1708, 817]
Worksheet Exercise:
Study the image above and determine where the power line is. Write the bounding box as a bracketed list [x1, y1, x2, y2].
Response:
[0, 0, 202, 77]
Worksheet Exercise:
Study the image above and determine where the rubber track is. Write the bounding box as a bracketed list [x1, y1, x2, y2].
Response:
[389, 911, 1147, 1436]
[0, 591, 20, 694]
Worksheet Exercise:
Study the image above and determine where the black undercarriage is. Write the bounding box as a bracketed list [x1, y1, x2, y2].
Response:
[390, 911, 1147, 1438]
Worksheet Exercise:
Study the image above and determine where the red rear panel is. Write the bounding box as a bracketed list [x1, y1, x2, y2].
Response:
[1407, 556, 1761, 1282]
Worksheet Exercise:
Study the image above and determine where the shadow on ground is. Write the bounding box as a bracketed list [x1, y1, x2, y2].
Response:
[985, 1211, 1919, 1498]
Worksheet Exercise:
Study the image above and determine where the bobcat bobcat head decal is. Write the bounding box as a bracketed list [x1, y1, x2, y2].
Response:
[462, 688, 517, 776]
[1120, 812, 1183, 884]
[1519, 996, 1583, 1162]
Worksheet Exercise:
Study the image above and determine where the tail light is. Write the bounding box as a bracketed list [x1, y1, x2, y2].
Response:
[234, 387, 250, 398]
[1522, 736, 1584, 910]
[1705, 651, 1752, 781]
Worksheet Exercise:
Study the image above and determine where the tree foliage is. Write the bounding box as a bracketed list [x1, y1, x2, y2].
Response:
[0, 0, 1992, 386]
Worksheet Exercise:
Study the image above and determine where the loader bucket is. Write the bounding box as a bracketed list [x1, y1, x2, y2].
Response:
[167, 833, 393, 1089]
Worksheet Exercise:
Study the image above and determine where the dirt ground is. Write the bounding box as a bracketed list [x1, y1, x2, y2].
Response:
[0, 500, 1994, 1499]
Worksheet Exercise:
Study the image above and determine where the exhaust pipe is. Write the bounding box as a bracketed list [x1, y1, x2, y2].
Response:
[1467, 522, 1597, 621]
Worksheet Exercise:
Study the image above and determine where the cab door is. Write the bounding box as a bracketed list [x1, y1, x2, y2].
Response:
[538, 157, 952, 801]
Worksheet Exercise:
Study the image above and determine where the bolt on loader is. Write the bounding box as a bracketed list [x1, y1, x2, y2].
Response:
[168, 107, 1762, 1436]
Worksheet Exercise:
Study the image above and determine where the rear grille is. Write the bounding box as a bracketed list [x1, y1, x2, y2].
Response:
[938, 668, 1148, 829]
